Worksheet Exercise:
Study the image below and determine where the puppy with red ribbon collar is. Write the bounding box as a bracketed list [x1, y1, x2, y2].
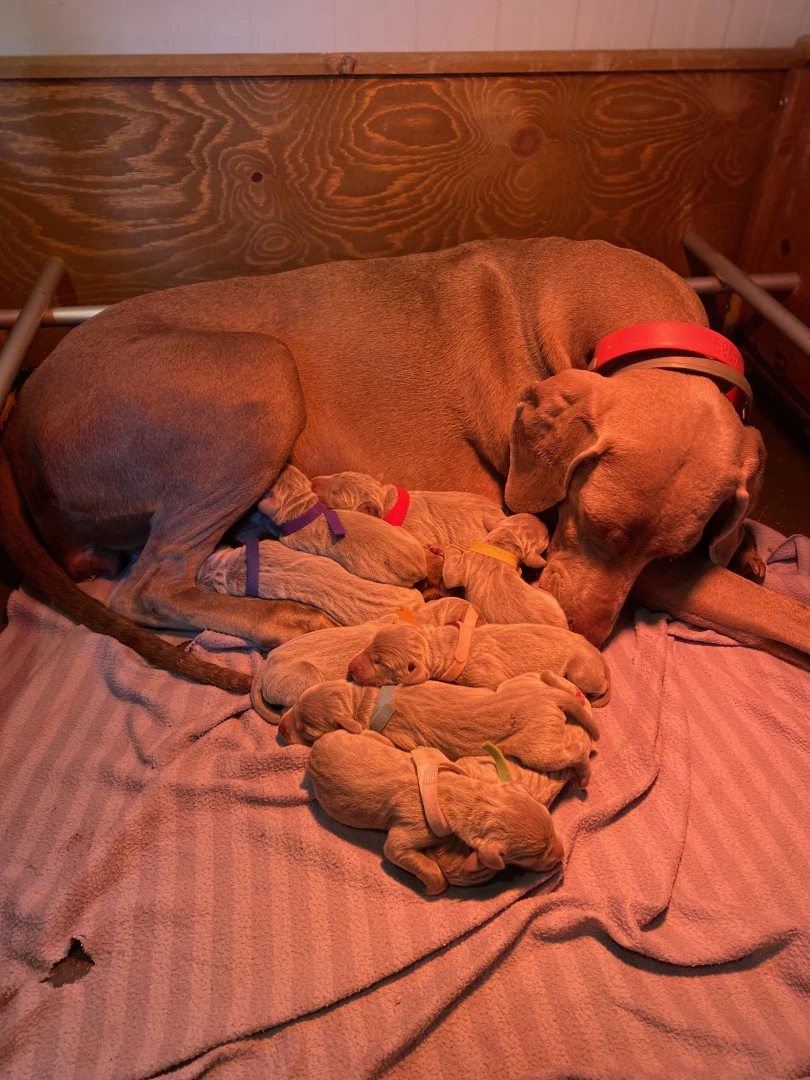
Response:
[253, 464, 441, 588]
[310, 469, 506, 549]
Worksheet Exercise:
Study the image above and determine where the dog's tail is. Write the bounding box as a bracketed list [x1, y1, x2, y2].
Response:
[633, 552, 810, 672]
[249, 669, 284, 723]
[0, 451, 252, 694]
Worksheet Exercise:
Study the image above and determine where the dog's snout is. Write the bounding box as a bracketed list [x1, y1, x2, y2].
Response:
[310, 475, 326, 494]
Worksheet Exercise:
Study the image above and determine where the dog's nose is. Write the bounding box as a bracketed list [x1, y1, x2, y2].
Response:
[347, 655, 364, 681]
[310, 476, 325, 494]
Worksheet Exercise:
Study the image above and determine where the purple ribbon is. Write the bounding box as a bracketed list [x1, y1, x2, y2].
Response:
[245, 535, 261, 598]
[277, 501, 346, 539]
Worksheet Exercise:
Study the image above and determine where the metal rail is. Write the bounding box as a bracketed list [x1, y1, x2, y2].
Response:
[683, 231, 810, 357]
[0, 258, 65, 406]
[0, 273, 801, 331]
[686, 271, 799, 297]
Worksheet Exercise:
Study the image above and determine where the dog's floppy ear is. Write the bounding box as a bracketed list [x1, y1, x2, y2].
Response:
[505, 371, 608, 513]
[335, 714, 364, 734]
[706, 426, 766, 567]
[476, 840, 506, 871]
[357, 500, 383, 518]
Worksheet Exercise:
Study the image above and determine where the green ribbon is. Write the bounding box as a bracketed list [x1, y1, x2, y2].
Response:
[483, 743, 511, 783]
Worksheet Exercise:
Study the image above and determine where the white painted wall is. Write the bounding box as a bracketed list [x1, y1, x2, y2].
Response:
[2, 0, 809, 56]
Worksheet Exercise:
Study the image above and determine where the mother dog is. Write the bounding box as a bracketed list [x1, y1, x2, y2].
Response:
[2, 237, 809, 690]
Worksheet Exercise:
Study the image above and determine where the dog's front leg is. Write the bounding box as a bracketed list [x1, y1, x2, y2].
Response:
[384, 828, 448, 895]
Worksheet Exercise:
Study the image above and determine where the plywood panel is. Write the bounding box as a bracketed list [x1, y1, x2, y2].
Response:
[0, 69, 784, 305]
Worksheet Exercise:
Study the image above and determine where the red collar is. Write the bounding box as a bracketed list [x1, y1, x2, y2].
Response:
[591, 322, 752, 418]
[383, 487, 410, 526]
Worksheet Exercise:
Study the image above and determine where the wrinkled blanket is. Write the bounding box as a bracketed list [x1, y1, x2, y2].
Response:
[0, 522, 808, 1079]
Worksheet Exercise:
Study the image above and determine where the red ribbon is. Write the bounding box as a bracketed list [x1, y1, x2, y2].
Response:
[383, 487, 410, 526]
[592, 322, 747, 412]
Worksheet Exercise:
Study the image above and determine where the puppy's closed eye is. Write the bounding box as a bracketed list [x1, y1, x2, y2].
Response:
[407, 662, 416, 673]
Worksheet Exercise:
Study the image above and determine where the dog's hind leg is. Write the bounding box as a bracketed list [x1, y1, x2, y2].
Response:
[109, 509, 336, 647]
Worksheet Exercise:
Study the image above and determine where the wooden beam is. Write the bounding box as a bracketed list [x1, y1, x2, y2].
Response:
[0, 47, 804, 81]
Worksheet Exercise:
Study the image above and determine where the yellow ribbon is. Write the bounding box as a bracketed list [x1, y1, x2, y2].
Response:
[467, 541, 520, 571]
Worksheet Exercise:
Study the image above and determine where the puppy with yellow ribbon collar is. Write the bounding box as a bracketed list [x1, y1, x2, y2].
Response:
[439, 514, 568, 628]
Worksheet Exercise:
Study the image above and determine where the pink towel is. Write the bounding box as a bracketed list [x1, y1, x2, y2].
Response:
[1, 521, 809, 1079]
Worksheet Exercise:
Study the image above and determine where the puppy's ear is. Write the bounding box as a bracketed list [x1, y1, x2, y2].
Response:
[476, 840, 506, 871]
[506, 371, 608, 514]
[439, 549, 464, 590]
[336, 714, 364, 734]
[402, 661, 426, 685]
[522, 550, 547, 569]
[358, 500, 383, 518]
[706, 426, 766, 567]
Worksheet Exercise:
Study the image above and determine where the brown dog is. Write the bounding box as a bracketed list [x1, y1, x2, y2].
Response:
[310, 469, 505, 547]
[199, 538, 425, 625]
[347, 610, 610, 703]
[250, 597, 476, 717]
[281, 673, 597, 785]
[438, 514, 568, 628]
[255, 464, 441, 587]
[5, 236, 805, 691]
[306, 729, 563, 894]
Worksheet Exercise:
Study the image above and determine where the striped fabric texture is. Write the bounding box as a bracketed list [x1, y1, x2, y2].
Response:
[0, 521, 808, 1079]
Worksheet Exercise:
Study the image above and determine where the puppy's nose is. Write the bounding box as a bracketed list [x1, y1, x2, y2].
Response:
[310, 476, 325, 494]
[347, 655, 367, 681]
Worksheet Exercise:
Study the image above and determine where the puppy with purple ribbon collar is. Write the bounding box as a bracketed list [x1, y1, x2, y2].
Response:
[253, 464, 443, 588]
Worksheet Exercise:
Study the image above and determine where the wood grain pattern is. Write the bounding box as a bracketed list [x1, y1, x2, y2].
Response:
[0, 70, 784, 305]
[740, 69, 810, 411]
[0, 47, 802, 80]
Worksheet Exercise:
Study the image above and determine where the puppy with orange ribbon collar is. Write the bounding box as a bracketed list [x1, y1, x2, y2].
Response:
[250, 598, 478, 719]
[347, 599, 609, 704]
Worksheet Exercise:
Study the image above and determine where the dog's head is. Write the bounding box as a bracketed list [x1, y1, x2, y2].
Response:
[257, 463, 312, 520]
[347, 623, 430, 686]
[483, 512, 550, 568]
[468, 784, 564, 873]
[505, 368, 765, 645]
[310, 470, 391, 518]
[278, 681, 362, 745]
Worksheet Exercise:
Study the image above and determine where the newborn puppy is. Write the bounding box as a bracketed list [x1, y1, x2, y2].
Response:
[456, 752, 580, 809]
[251, 597, 480, 719]
[257, 464, 442, 588]
[310, 470, 505, 548]
[440, 514, 568, 629]
[281, 673, 597, 786]
[307, 729, 563, 894]
[427, 836, 500, 888]
[199, 540, 424, 626]
[348, 610, 611, 704]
